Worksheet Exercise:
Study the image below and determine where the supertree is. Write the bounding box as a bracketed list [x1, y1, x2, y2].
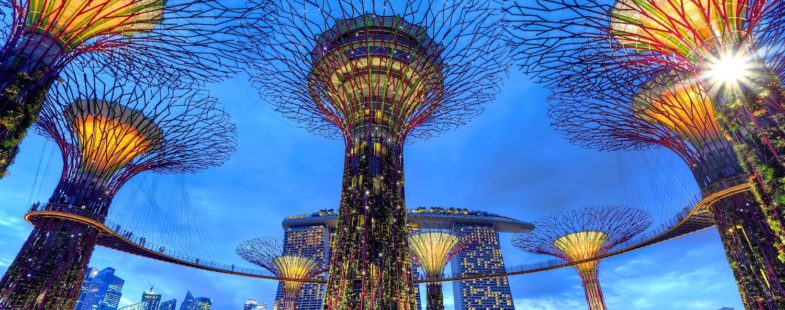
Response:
[506, 0, 785, 306]
[513, 206, 651, 310]
[0, 0, 268, 178]
[552, 67, 785, 305]
[0, 71, 235, 308]
[236, 236, 323, 310]
[408, 230, 470, 310]
[248, 0, 508, 307]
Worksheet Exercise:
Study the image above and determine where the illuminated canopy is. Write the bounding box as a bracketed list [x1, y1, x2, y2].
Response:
[610, 0, 746, 62]
[273, 255, 321, 294]
[633, 73, 722, 148]
[66, 100, 162, 176]
[308, 14, 445, 136]
[408, 232, 461, 276]
[553, 231, 608, 274]
[26, 0, 164, 49]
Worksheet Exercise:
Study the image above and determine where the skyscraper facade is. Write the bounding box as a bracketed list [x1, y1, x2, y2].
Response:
[180, 291, 195, 310]
[180, 291, 212, 310]
[194, 297, 212, 310]
[452, 224, 515, 310]
[141, 289, 162, 310]
[159, 299, 177, 310]
[280, 207, 531, 309]
[243, 299, 258, 310]
[243, 299, 267, 310]
[76, 267, 125, 310]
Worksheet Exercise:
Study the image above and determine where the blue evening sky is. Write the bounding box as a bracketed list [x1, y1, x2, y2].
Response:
[0, 70, 744, 309]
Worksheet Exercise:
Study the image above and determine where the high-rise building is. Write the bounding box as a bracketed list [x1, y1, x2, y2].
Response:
[159, 299, 177, 310]
[452, 224, 515, 310]
[141, 288, 162, 310]
[180, 291, 196, 310]
[194, 297, 212, 310]
[76, 267, 125, 310]
[280, 207, 531, 309]
[243, 299, 260, 310]
[180, 291, 211, 310]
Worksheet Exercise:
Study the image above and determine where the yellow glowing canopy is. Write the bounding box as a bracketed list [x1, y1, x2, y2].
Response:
[26, 0, 164, 49]
[634, 75, 721, 147]
[68, 101, 162, 176]
[273, 255, 320, 294]
[408, 232, 460, 276]
[553, 231, 607, 274]
[309, 22, 444, 133]
[610, 0, 745, 61]
[322, 56, 434, 126]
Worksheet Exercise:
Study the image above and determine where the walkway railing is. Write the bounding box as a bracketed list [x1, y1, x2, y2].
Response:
[25, 176, 751, 284]
[418, 177, 751, 282]
[26, 202, 286, 281]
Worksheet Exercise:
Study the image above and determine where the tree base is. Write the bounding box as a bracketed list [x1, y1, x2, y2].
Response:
[0, 217, 99, 308]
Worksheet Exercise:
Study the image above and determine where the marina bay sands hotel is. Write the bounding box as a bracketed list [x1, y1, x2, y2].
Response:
[275, 207, 533, 309]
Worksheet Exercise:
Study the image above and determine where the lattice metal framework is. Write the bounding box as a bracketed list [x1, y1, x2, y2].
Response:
[249, 0, 509, 308]
[513, 206, 651, 310]
[550, 67, 785, 307]
[506, 1, 785, 306]
[237, 236, 324, 310]
[0, 71, 236, 308]
[506, 0, 785, 88]
[0, 0, 268, 177]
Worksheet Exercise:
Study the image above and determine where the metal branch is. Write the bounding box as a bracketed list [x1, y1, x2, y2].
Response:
[247, 0, 510, 141]
[35, 70, 237, 198]
[513, 205, 651, 262]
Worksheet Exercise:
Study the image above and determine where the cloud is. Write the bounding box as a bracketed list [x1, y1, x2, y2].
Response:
[600, 230, 743, 309]
[514, 297, 584, 310]
[506, 228, 743, 310]
[0, 209, 32, 245]
[0, 256, 13, 268]
[0, 216, 20, 228]
[119, 296, 135, 307]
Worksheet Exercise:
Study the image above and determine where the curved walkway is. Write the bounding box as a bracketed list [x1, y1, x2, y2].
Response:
[421, 181, 750, 283]
[23, 179, 751, 284]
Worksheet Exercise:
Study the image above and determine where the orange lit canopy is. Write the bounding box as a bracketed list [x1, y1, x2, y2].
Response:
[67, 101, 162, 176]
[633, 73, 722, 148]
[610, 0, 745, 62]
[409, 232, 460, 276]
[273, 255, 321, 294]
[26, 0, 164, 49]
[553, 231, 608, 274]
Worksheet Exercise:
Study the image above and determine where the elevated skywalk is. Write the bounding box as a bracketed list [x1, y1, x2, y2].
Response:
[23, 178, 751, 284]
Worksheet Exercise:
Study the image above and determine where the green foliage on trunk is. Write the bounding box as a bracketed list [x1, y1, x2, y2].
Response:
[0, 67, 51, 178]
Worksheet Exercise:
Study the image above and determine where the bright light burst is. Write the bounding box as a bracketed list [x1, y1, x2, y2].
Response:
[703, 49, 754, 92]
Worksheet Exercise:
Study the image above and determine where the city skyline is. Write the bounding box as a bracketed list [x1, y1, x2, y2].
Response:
[0, 71, 746, 309]
[97, 282, 218, 310]
[0, 0, 777, 307]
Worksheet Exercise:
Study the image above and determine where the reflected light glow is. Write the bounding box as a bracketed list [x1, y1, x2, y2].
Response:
[704, 50, 753, 90]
